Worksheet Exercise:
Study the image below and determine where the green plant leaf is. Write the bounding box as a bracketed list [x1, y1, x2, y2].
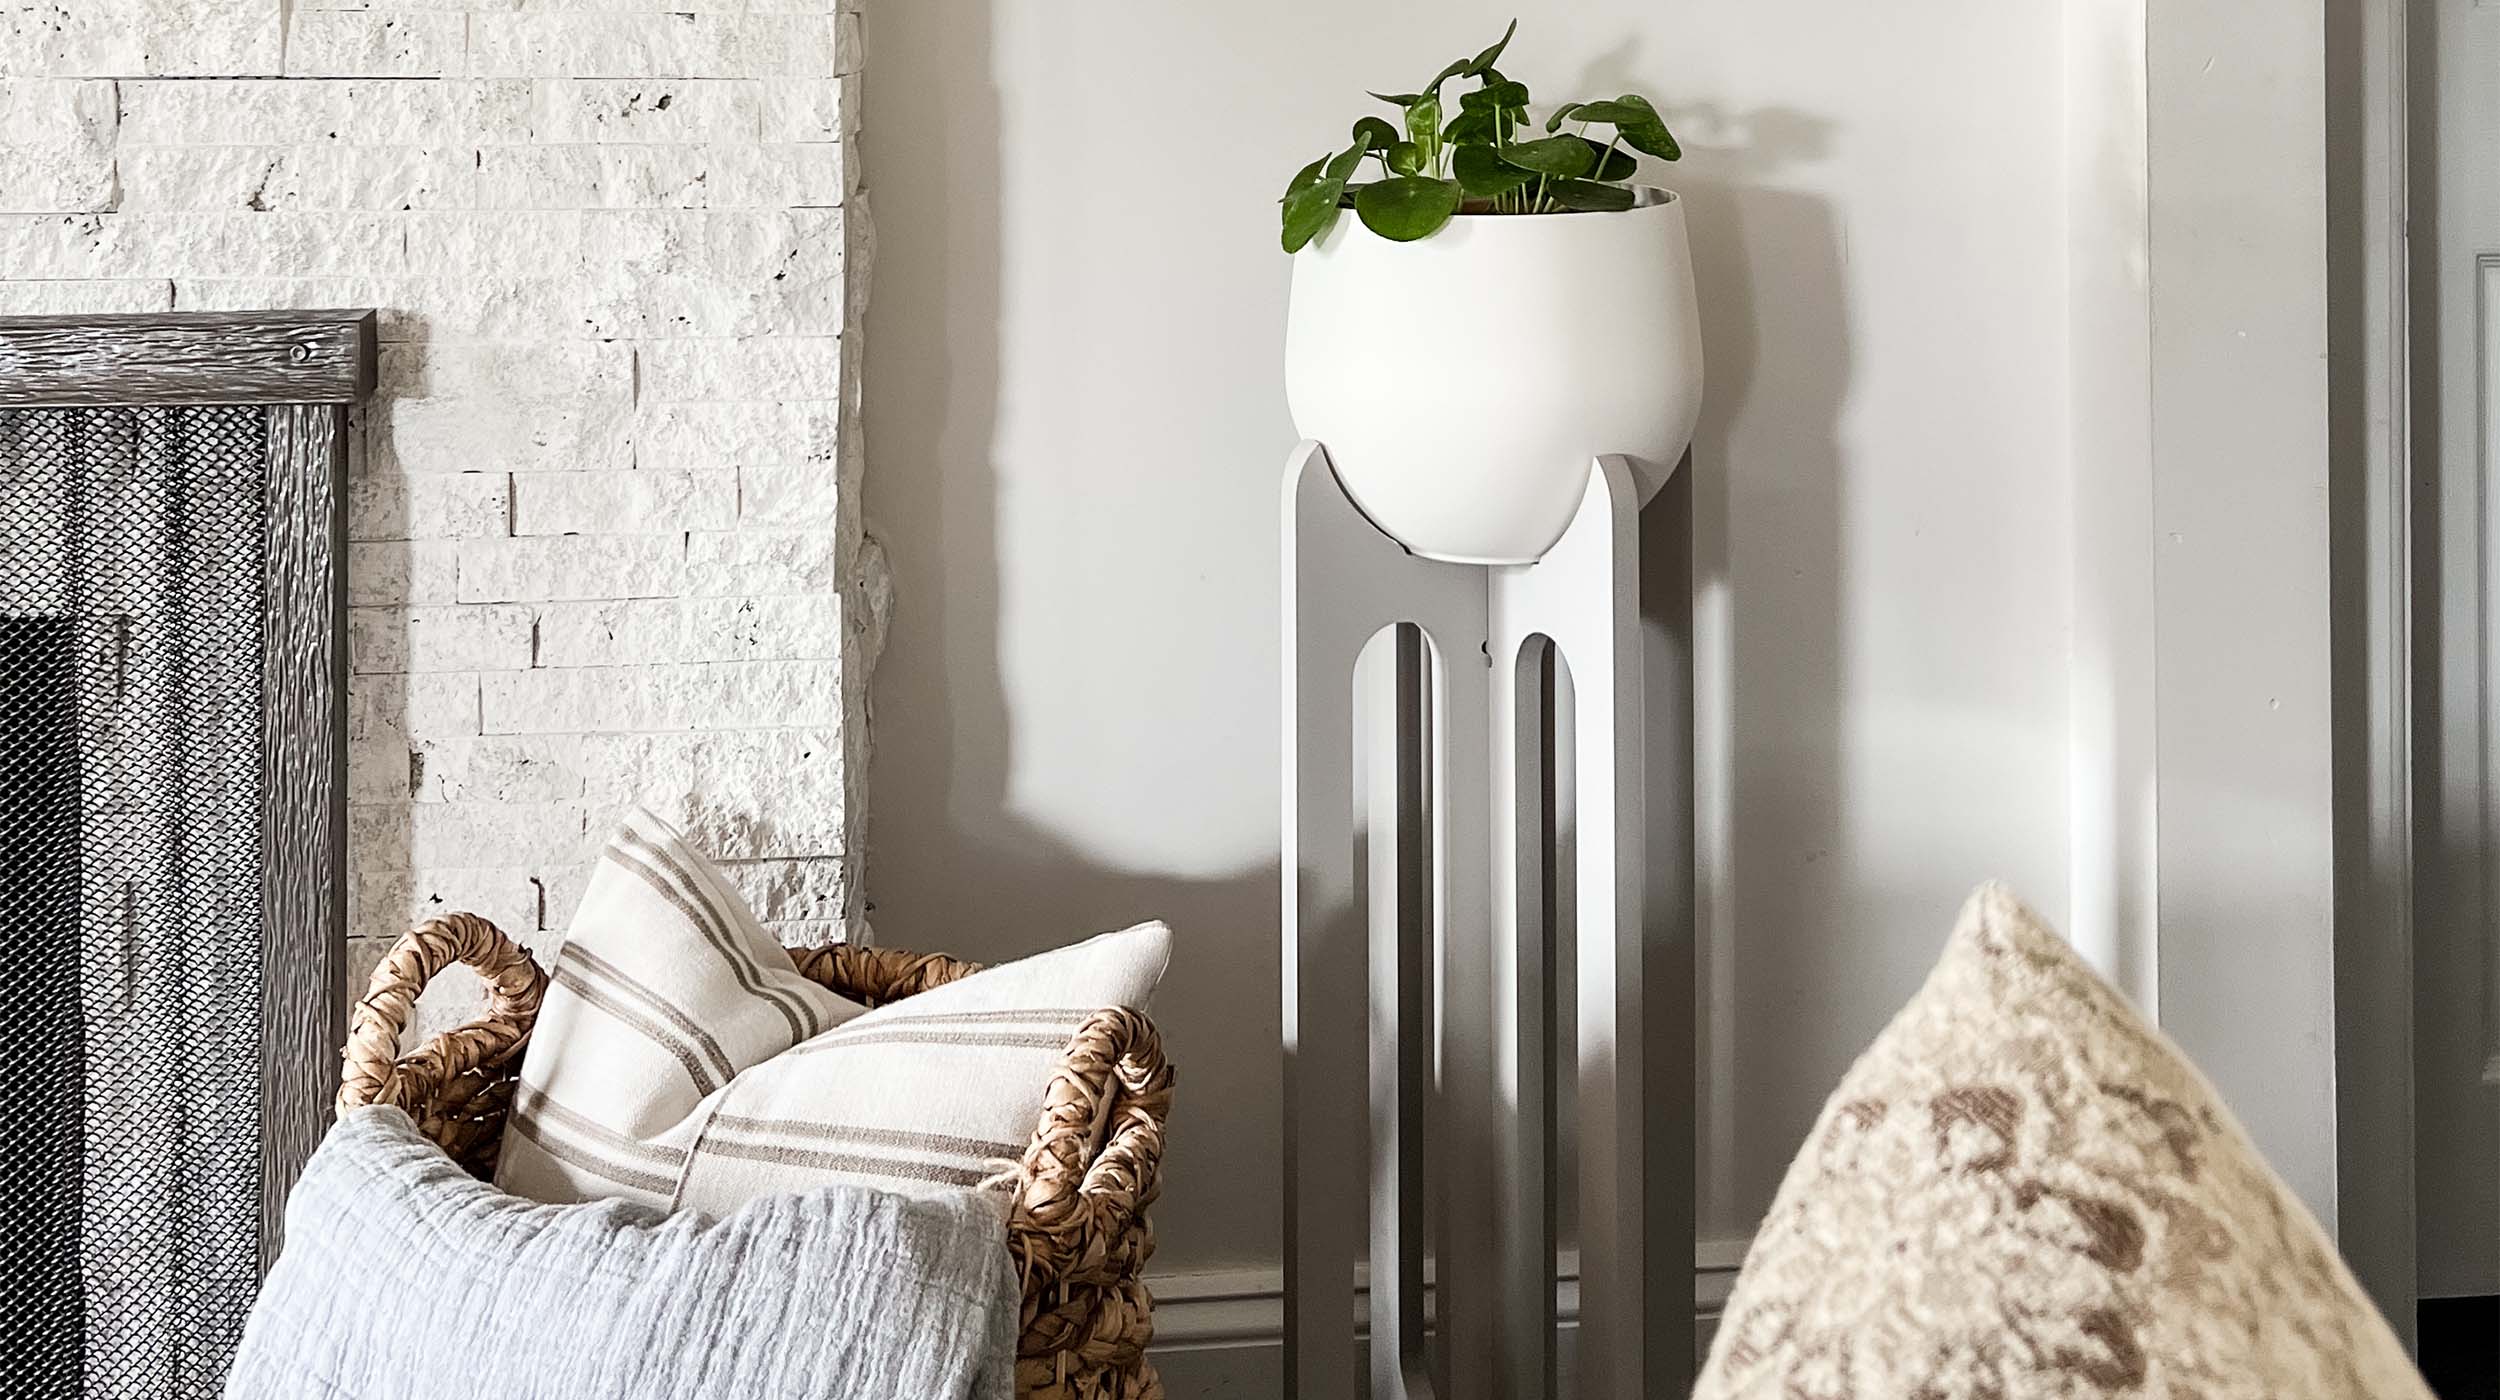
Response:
[1461, 77, 1531, 113]
[1281, 181, 1344, 252]
[1442, 107, 1497, 147]
[1568, 95, 1680, 160]
[1404, 93, 1442, 148]
[1500, 134, 1596, 178]
[1547, 178, 1637, 212]
[1370, 90, 1424, 107]
[1282, 136, 1375, 253]
[1281, 153, 1327, 202]
[1616, 119, 1679, 160]
[1351, 116, 1403, 153]
[1323, 136, 1372, 184]
[1411, 24, 1507, 105]
[1580, 136, 1639, 181]
[1565, 97, 1652, 125]
[1545, 101, 1586, 133]
[1386, 141, 1426, 176]
[1354, 176, 1462, 241]
[1453, 142, 1534, 198]
[1464, 20, 1517, 77]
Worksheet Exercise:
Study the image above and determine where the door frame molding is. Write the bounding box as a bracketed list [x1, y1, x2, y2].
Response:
[2070, 0, 2417, 1330]
[2327, 0, 2420, 1338]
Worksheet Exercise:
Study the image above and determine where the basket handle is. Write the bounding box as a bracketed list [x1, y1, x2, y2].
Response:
[788, 942, 988, 1008]
[1009, 1006, 1174, 1284]
[338, 912, 549, 1119]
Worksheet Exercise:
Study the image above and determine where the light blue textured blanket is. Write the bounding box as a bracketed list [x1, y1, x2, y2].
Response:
[224, 1108, 1016, 1400]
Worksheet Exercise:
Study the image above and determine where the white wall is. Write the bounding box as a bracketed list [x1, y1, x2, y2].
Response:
[864, 0, 2079, 1281]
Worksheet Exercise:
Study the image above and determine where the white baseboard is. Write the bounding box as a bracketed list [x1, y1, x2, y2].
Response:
[1144, 1236, 1749, 1394]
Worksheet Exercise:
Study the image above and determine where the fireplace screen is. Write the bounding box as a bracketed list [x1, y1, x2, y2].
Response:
[0, 313, 365, 1399]
[2, 406, 273, 1394]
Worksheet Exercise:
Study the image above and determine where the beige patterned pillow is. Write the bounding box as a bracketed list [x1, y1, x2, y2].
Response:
[1695, 883, 2432, 1400]
[496, 809, 1172, 1214]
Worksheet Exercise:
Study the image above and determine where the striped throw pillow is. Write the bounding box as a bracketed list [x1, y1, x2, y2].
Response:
[495, 809, 1172, 1214]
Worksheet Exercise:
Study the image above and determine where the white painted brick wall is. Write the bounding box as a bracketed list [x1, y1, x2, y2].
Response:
[2, 0, 883, 1035]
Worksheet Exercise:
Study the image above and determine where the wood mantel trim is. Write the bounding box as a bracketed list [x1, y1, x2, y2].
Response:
[0, 310, 378, 406]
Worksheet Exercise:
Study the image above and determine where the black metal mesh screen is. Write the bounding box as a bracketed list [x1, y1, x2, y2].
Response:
[0, 406, 269, 1399]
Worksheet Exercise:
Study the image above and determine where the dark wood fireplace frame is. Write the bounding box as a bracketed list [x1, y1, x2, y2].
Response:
[0, 309, 373, 1266]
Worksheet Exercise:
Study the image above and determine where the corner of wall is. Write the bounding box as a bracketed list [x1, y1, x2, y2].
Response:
[2058, 0, 2160, 1010]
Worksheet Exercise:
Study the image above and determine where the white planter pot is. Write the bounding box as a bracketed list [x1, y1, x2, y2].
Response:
[1285, 187, 1705, 565]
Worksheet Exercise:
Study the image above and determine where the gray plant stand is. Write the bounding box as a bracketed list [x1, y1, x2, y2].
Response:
[1281, 440, 1697, 1400]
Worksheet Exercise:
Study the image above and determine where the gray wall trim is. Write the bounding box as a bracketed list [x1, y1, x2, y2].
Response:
[257, 402, 351, 1271]
[2413, 0, 2500, 1303]
[1146, 1240, 1746, 1393]
[0, 311, 377, 407]
[2327, 0, 2421, 1339]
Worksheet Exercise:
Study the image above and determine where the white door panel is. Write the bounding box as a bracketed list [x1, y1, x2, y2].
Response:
[2420, 0, 2500, 1304]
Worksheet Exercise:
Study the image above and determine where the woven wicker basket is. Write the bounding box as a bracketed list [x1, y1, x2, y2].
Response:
[336, 912, 1173, 1400]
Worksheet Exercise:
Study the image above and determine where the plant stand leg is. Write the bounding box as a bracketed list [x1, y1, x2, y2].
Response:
[1284, 442, 1488, 1400]
[1283, 443, 1694, 1400]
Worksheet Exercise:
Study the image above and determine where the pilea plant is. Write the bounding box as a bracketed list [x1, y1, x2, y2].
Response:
[1280, 20, 1681, 252]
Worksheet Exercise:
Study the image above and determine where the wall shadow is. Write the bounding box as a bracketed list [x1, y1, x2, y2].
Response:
[857, 0, 1284, 1276]
[865, 5, 1860, 1283]
[1650, 107, 1854, 1242]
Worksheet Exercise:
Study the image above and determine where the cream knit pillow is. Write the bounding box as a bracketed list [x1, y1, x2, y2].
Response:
[496, 809, 1172, 1214]
[1695, 883, 2432, 1400]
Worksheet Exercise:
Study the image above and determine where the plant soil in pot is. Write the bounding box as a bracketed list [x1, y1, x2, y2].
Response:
[1279, 23, 1706, 566]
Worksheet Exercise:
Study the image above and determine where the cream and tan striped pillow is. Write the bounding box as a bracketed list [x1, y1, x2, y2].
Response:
[495, 809, 1172, 1215]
